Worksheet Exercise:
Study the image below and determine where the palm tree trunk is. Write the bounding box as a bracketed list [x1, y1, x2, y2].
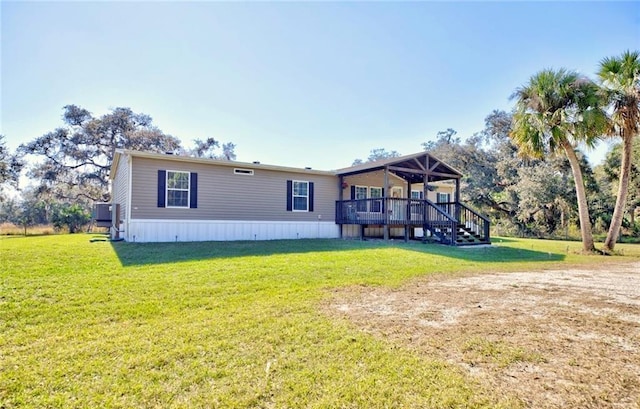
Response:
[562, 140, 596, 252]
[604, 135, 633, 252]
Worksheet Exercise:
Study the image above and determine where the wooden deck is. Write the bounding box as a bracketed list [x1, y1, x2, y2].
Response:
[335, 198, 490, 245]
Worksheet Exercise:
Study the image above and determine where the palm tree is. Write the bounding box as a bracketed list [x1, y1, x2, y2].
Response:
[511, 69, 608, 253]
[598, 50, 640, 252]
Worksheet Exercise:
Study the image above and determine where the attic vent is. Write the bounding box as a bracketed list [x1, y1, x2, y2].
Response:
[234, 168, 254, 176]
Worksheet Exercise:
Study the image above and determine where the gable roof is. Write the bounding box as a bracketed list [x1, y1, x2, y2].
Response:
[335, 151, 462, 183]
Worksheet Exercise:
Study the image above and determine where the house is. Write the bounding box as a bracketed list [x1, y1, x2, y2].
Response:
[107, 149, 490, 245]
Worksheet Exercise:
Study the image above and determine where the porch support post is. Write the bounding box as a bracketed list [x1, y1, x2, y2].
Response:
[455, 177, 461, 221]
[405, 180, 411, 242]
[383, 167, 389, 241]
[423, 174, 429, 198]
[338, 176, 344, 238]
[424, 155, 430, 199]
[422, 172, 429, 243]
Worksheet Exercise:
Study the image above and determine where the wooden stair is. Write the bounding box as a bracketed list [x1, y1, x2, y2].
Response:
[455, 224, 485, 245]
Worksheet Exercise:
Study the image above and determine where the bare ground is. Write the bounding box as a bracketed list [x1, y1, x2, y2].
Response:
[325, 262, 640, 408]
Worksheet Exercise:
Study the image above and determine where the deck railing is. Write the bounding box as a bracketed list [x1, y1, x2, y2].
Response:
[335, 198, 490, 245]
[457, 202, 491, 242]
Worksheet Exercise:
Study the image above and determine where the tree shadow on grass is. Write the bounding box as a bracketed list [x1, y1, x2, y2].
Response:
[109, 238, 565, 267]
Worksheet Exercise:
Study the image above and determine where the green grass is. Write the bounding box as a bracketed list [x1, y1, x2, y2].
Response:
[1, 235, 639, 408]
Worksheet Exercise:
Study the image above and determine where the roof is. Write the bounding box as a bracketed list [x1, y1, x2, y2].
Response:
[109, 149, 337, 180]
[110, 149, 462, 184]
[335, 151, 462, 183]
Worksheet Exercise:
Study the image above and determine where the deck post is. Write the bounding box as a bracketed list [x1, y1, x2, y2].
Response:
[423, 169, 429, 243]
[338, 176, 344, 239]
[455, 177, 461, 221]
[407, 180, 412, 219]
[383, 167, 389, 241]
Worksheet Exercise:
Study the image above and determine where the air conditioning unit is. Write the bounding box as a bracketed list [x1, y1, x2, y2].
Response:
[93, 203, 112, 228]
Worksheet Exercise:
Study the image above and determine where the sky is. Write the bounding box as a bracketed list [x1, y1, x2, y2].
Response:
[2, 1, 639, 172]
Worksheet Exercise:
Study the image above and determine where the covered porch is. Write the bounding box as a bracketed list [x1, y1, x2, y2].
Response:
[334, 152, 490, 245]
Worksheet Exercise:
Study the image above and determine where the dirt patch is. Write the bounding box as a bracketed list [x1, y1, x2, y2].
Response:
[325, 262, 640, 408]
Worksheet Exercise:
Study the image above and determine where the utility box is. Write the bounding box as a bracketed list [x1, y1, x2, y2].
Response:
[93, 203, 112, 228]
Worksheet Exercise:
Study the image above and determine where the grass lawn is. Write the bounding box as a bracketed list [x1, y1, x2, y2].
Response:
[1, 235, 639, 408]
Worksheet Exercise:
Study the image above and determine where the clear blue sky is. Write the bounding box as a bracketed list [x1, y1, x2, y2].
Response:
[2, 1, 639, 170]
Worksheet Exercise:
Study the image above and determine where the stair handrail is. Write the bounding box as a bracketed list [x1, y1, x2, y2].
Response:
[423, 199, 458, 244]
[456, 201, 490, 243]
[457, 202, 490, 223]
[424, 198, 458, 223]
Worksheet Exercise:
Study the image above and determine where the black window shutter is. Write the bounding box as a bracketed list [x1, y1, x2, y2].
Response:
[308, 182, 314, 212]
[157, 170, 166, 207]
[350, 185, 356, 199]
[190, 172, 198, 208]
[286, 180, 293, 211]
[381, 188, 385, 212]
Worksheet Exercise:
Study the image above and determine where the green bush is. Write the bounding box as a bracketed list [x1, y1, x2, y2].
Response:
[51, 203, 91, 233]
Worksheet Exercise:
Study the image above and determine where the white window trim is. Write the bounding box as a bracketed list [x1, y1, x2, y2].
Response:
[437, 192, 451, 203]
[369, 186, 382, 197]
[292, 180, 309, 212]
[354, 185, 368, 199]
[369, 186, 383, 213]
[166, 170, 190, 208]
[354, 185, 368, 212]
[411, 190, 424, 199]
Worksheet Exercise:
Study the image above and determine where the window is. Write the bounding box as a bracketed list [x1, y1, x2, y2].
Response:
[410, 191, 424, 214]
[436, 192, 451, 213]
[370, 187, 382, 212]
[286, 180, 314, 212]
[293, 181, 309, 211]
[234, 168, 254, 175]
[355, 186, 368, 211]
[167, 171, 190, 207]
[157, 170, 197, 209]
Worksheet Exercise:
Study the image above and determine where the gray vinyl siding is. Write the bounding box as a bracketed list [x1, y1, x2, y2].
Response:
[111, 154, 129, 221]
[130, 157, 339, 221]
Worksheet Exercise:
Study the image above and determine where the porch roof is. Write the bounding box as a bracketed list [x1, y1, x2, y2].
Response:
[335, 152, 462, 183]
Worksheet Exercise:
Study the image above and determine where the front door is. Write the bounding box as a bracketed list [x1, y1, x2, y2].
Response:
[390, 187, 403, 198]
[390, 187, 404, 220]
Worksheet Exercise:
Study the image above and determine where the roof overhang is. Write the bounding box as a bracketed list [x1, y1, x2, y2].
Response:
[335, 151, 462, 183]
[109, 149, 462, 184]
[110, 149, 337, 178]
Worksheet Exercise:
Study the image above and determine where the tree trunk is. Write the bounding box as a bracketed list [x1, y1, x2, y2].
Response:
[562, 140, 596, 252]
[604, 135, 633, 252]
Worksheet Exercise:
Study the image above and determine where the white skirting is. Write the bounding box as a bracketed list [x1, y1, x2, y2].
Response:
[125, 219, 341, 242]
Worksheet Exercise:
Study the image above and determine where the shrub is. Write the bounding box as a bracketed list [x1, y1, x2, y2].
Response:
[51, 204, 91, 233]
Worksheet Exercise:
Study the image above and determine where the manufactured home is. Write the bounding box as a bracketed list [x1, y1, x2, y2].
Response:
[107, 149, 490, 245]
